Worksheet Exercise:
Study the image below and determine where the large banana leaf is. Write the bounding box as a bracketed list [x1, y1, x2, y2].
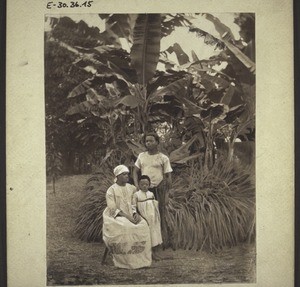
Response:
[125, 139, 146, 157]
[202, 13, 235, 41]
[220, 85, 235, 105]
[149, 76, 190, 101]
[86, 88, 106, 104]
[191, 50, 200, 62]
[169, 135, 200, 163]
[159, 54, 177, 70]
[165, 43, 190, 65]
[130, 14, 162, 86]
[188, 25, 225, 50]
[66, 101, 94, 115]
[68, 79, 92, 98]
[116, 95, 144, 108]
[224, 40, 256, 73]
[99, 14, 137, 44]
[202, 13, 256, 73]
[161, 14, 193, 37]
[150, 76, 202, 115]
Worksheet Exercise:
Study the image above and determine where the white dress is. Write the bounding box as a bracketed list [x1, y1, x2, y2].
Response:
[134, 190, 163, 247]
[102, 183, 152, 269]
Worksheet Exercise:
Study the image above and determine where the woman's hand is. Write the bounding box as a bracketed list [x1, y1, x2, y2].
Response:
[118, 211, 133, 222]
[118, 211, 141, 224]
[132, 213, 142, 224]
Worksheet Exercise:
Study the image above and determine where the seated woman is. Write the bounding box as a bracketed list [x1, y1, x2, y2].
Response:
[102, 165, 152, 269]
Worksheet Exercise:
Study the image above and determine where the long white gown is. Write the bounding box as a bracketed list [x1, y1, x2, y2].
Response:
[102, 183, 152, 269]
[134, 190, 163, 247]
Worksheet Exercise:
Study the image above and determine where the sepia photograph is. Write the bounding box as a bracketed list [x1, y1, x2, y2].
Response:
[45, 13, 256, 285]
[6, 0, 294, 286]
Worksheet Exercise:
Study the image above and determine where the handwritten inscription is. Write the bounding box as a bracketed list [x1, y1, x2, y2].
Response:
[46, 1, 93, 9]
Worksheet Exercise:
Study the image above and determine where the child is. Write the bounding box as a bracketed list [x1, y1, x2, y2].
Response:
[133, 132, 173, 246]
[133, 175, 162, 260]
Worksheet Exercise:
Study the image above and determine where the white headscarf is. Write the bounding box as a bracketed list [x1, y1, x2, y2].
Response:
[113, 165, 129, 177]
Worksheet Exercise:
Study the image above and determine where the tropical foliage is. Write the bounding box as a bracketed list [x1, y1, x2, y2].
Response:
[166, 157, 255, 251]
[74, 156, 255, 251]
[45, 13, 255, 250]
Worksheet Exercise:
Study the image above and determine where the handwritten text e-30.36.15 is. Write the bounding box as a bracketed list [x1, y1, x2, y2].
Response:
[46, 1, 93, 9]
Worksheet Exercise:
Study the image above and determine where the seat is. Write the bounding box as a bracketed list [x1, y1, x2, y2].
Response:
[101, 246, 110, 265]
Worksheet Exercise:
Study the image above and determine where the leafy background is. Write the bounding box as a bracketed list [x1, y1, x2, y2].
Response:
[45, 13, 256, 284]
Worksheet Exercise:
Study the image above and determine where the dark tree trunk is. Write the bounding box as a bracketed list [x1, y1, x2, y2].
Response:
[62, 150, 75, 175]
[52, 176, 56, 194]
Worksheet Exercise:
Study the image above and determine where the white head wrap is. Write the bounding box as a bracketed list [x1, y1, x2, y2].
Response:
[113, 165, 129, 177]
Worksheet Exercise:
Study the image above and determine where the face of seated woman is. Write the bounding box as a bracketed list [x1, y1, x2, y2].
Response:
[116, 172, 129, 185]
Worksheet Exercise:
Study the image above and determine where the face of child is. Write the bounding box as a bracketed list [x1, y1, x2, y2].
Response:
[139, 178, 150, 192]
[145, 136, 158, 151]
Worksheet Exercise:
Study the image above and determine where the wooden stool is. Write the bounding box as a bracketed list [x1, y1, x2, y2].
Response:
[101, 246, 110, 265]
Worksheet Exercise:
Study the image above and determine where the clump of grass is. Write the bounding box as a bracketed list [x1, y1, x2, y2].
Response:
[166, 158, 255, 252]
[74, 168, 114, 242]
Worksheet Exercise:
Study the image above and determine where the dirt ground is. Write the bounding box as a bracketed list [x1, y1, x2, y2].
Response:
[47, 175, 256, 285]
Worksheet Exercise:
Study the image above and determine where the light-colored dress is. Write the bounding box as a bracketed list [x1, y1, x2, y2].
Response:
[102, 183, 152, 269]
[133, 190, 163, 247]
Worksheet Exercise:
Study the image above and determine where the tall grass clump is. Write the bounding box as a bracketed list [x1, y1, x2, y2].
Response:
[74, 166, 114, 242]
[166, 157, 255, 252]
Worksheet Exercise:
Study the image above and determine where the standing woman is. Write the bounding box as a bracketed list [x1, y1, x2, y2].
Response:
[133, 132, 173, 246]
[102, 165, 152, 269]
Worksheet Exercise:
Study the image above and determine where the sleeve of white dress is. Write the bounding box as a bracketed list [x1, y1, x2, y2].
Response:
[106, 186, 121, 218]
[162, 154, 173, 173]
[134, 153, 142, 169]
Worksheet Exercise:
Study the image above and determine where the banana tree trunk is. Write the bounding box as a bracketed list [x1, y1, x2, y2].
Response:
[204, 116, 215, 171]
[203, 140, 214, 173]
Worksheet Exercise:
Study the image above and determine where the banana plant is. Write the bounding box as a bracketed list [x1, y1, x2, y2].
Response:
[201, 13, 255, 73]
[47, 13, 255, 169]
